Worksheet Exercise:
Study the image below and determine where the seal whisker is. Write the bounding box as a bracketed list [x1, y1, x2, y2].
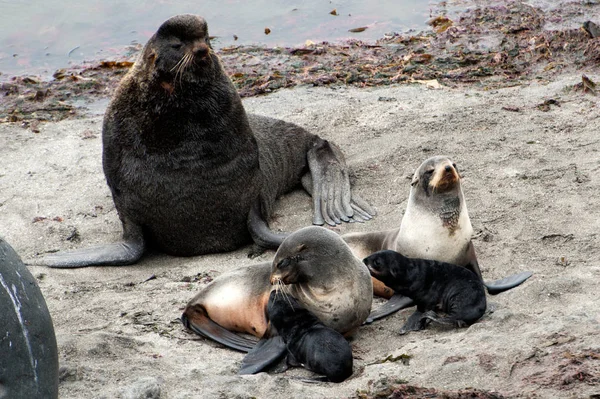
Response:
[170, 53, 187, 73]
[174, 53, 190, 87]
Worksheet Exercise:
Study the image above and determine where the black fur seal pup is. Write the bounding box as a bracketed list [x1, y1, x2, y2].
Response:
[364, 250, 487, 334]
[38, 14, 374, 268]
[344, 156, 532, 322]
[239, 290, 353, 382]
[0, 237, 58, 398]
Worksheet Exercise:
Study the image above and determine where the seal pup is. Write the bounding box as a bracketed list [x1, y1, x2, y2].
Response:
[364, 250, 487, 334]
[182, 226, 372, 354]
[0, 237, 58, 398]
[38, 14, 374, 268]
[239, 290, 353, 382]
[344, 156, 532, 321]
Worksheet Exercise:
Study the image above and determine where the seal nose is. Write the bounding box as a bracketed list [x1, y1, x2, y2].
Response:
[445, 165, 453, 172]
[194, 43, 209, 58]
[180, 313, 190, 329]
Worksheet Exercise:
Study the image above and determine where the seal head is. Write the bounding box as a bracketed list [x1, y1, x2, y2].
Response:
[270, 226, 373, 335]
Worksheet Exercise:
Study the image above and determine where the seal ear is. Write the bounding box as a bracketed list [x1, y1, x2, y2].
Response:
[410, 175, 419, 187]
[146, 51, 157, 64]
[297, 243, 307, 253]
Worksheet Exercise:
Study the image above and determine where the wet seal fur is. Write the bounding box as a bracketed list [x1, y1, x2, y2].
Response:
[344, 156, 532, 322]
[240, 290, 353, 382]
[182, 226, 372, 357]
[364, 250, 487, 334]
[0, 237, 58, 398]
[38, 14, 374, 268]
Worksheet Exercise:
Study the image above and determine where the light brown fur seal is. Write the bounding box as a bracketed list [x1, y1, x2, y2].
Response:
[181, 226, 373, 352]
[344, 156, 532, 321]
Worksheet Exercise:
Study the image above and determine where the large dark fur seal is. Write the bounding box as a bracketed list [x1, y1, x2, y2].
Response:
[364, 250, 487, 334]
[344, 156, 532, 321]
[38, 14, 374, 268]
[239, 290, 353, 382]
[0, 237, 58, 398]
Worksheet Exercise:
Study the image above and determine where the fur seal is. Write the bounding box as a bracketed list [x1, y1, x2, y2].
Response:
[364, 250, 486, 334]
[240, 290, 353, 382]
[38, 14, 374, 268]
[344, 156, 532, 321]
[0, 237, 58, 398]
[182, 226, 372, 357]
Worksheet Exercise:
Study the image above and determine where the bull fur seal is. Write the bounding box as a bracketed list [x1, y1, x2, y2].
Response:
[181, 226, 372, 361]
[364, 250, 487, 334]
[38, 14, 374, 268]
[344, 156, 532, 321]
[0, 237, 58, 398]
[239, 290, 353, 382]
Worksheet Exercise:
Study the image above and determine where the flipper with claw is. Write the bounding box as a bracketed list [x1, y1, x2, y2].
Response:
[303, 139, 376, 226]
[238, 336, 287, 375]
[181, 308, 257, 352]
[364, 294, 415, 324]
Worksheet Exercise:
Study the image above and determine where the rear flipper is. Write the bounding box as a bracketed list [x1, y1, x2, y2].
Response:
[239, 336, 287, 375]
[181, 307, 257, 353]
[248, 198, 288, 250]
[303, 139, 376, 226]
[399, 309, 427, 335]
[33, 238, 145, 268]
[484, 271, 533, 295]
[364, 294, 415, 324]
[420, 310, 468, 328]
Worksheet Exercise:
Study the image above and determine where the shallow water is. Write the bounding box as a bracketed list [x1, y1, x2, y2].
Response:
[0, 0, 446, 78]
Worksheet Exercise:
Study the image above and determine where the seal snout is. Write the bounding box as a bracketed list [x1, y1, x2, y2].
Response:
[429, 160, 459, 193]
[194, 42, 210, 59]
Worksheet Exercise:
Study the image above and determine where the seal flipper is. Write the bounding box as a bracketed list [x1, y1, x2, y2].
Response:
[484, 271, 533, 295]
[35, 239, 145, 268]
[364, 294, 415, 324]
[304, 139, 376, 226]
[399, 309, 427, 334]
[248, 199, 288, 249]
[238, 336, 287, 375]
[181, 309, 257, 353]
[465, 241, 533, 295]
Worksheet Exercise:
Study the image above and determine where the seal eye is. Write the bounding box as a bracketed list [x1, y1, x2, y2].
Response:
[171, 43, 183, 50]
[277, 258, 291, 269]
[424, 169, 434, 176]
[452, 163, 458, 172]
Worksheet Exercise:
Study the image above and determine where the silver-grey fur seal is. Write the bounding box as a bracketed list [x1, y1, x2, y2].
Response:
[0, 237, 58, 398]
[344, 156, 532, 321]
[37, 14, 374, 268]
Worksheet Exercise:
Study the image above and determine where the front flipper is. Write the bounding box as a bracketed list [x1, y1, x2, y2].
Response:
[34, 239, 145, 268]
[484, 271, 533, 295]
[303, 139, 376, 226]
[181, 309, 257, 353]
[248, 199, 288, 249]
[364, 294, 415, 324]
[238, 336, 287, 375]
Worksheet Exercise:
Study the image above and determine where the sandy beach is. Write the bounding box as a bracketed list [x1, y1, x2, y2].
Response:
[1, 1, 599, 398]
